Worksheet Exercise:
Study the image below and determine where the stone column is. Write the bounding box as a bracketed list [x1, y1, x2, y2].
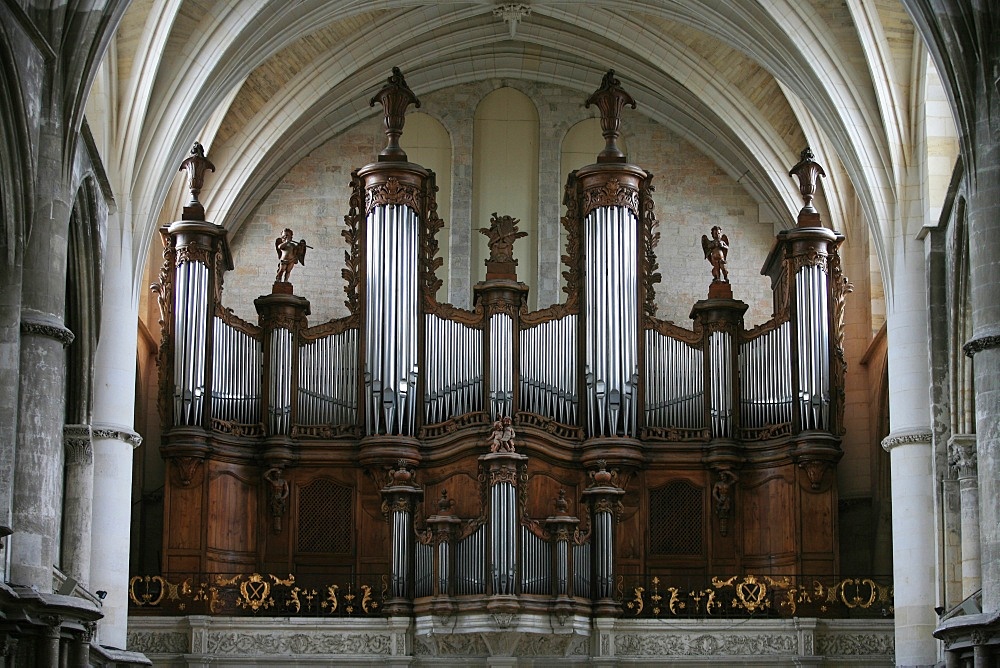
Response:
[948, 435, 980, 597]
[883, 232, 936, 666]
[89, 212, 142, 650]
[964, 79, 1000, 618]
[11, 314, 74, 590]
[61, 425, 94, 588]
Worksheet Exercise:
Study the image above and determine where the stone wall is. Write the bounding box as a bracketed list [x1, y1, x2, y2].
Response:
[221, 81, 781, 329]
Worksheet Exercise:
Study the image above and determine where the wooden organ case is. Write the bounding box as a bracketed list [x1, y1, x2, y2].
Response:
[152, 70, 851, 621]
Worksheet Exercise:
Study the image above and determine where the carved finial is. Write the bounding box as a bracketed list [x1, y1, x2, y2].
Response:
[178, 141, 215, 220]
[788, 147, 826, 218]
[554, 488, 569, 514]
[390, 460, 414, 485]
[370, 67, 421, 161]
[585, 69, 636, 163]
[437, 490, 455, 514]
[493, 4, 531, 39]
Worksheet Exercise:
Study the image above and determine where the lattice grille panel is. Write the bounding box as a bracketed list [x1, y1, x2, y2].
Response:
[649, 481, 703, 555]
[297, 479, 352, 553]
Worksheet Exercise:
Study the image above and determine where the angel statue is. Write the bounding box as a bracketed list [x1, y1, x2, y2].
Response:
[488, 415, 517, 453]
[274, 228, 310, 282]
[701, 225, 730, 283]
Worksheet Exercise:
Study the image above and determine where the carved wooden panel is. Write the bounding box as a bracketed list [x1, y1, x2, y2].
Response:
[165, 482, 203, 551]
[741, 469, 797, 573]
[206, 465, 257, 554]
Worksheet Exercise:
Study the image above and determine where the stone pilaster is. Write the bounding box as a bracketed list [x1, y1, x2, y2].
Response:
[948, 434, 980, 597]
[61, 424, 94, 589]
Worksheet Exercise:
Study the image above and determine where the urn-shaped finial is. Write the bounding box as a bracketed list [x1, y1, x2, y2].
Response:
[788, 147, 826, 218]
[585, 69, 636, 163]
[370, 67, 421, 161]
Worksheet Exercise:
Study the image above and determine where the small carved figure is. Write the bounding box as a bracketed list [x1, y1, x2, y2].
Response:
[701, 226, 730, 282]
[274, 228, 310, 282]
[264, 467, 289, 534]
[488, 415, 517, 453]
[480, 213, 528, 265]
[712, 469, 738, 536]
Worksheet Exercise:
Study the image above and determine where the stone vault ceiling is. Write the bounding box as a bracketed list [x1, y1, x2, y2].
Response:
[89, 1, 939, 293]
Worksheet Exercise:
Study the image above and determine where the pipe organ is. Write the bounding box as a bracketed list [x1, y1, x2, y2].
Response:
[152, 72, 852, 627]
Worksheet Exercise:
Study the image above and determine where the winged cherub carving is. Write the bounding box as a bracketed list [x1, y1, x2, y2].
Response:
[701, 225, 730, 283]
[274, 228, 309, 282]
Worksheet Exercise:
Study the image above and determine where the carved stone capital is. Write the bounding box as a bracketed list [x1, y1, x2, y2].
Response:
[20, 314, 75, 347]
[881, 430, 932, 452]
[63, 424, 93, 465]
[948, 434, 978, 479]
[92, 424, 143, 448]
[963, 334, 1000, 358]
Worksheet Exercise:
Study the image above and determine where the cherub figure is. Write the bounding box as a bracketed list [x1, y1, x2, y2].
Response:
[488, 415, 517, 452]
[701, 225, 730, 282]
[275, 228, 309, 282]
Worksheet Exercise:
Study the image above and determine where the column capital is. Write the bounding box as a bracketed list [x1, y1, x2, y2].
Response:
[948, 434, 978, 479]
[881, 429, 932, 452]
[63, 424, 94, 465]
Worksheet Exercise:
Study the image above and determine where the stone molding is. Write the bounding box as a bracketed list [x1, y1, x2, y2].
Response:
[20, 315, 75, 347]
[881, 430, 933, 452]
[63, 424, 94, 465]
[948, 434, 978, 478]
[128, 616, 893, 663]
[92, 424, 143, 448]
[963, 334, 1000, 358]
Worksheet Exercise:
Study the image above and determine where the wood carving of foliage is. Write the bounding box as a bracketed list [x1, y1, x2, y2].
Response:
[640, 172, 661, 318]
[560, 171, 582, 309]
[421, 170, 445, 301]
[341, 170, 363, 316]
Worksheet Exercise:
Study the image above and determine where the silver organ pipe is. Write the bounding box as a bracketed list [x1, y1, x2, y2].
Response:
[490, 482, 517, 595]
[584, 206, 638, 437]
[455, 525, 485, 595]
[643, 330, 705, 429]
[211, 317, 261, 425]
[739, 321, 792, 430]
[520, 527, 551, 594]
[173, 260, 210, 426]
[708, 330, 733, 438]
[297, 328, 359, 426]
[594, 511, 613, 598]
[489, 312, 513, 418]
[365, 204, 419, 435]
[518, 315, 578, 423]
[796, 265, 830, 430]
[414, 542, 433, 598]
[268, 327, 293, 434]
[437, 538, 450, 595]
[390, 504, 413, 598]
[555, 538, 568, 595]
[423, 314, 483, 424]
[573, 542, 590, 598]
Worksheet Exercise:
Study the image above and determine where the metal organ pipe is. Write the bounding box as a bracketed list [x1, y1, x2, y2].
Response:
[518, 315, 577, 424]
[584, 206, 638, 437]
[423, 315, 483, 424]
[796, 265, 830, 430]
[211, 317, 262, 424]
[365, 204, 419, 435]
[643, 330, 705, 430]
[173, 261, 210, 426]
[297, 329, 358, 426]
